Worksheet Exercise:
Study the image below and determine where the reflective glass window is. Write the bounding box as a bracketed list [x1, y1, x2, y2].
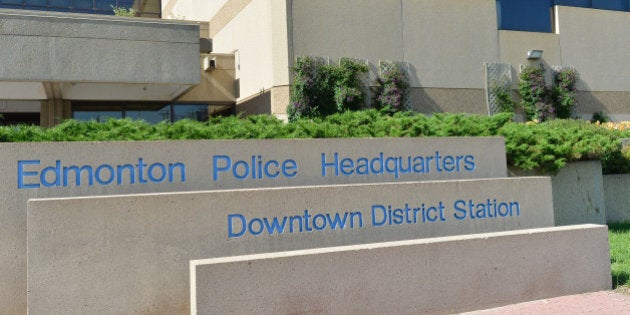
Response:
[74, 111, 123, 123]
[0, 0, 160, 16]
[25, 0, 47, 6]
[173, 105, 210, 122]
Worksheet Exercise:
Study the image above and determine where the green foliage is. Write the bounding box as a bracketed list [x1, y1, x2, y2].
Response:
[2, 111, 629, 175]
[518, 64, 549, 121]
[111, 5, 136, 17]
[609, 222, 630, 288]
[495, 90, 516, 114]
[551, 68, 579, 119]
[499, 119, 623, 174]
[288, 57, 368, 121]
[591, 111, 611, 123]
[373, 62, 410, 113]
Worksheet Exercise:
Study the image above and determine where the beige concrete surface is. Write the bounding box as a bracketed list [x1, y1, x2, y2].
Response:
[510, 161, 606, 226]
[190, 224, 611, 314]
[1, 137, 505, 314]
[604, 174, 630, 223]
[556, 6, 630, 92]
[211, 0, 275, 103]
[27, 176, 553, 314]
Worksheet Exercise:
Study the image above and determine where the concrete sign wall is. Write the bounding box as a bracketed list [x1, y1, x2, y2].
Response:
[191, 225, 611, 314]
[0, 137, 506, 314]
[27, 177, 553, 314]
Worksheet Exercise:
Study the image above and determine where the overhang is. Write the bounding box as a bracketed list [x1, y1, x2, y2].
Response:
[0, 9, 200, 101]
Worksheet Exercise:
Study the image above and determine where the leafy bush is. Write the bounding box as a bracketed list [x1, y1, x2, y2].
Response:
[499, 119, 623, 174]
[288, 57, 368, 121]
[373, 62, 410, 113]
[1, 111, 628, 175]
[551, 68, 579, 119]
[111, 5, 136, 17]
[518, 64, 549, 121]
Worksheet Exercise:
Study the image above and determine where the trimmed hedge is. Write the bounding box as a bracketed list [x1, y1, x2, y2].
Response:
[0, 110, 628, 174]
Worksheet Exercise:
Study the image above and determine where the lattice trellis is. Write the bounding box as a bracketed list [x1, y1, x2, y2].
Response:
[295, 55, 331, 67]
[552, 65, 579, 118]
[484, 62, 513, 115]
[379, 60, 412, 111]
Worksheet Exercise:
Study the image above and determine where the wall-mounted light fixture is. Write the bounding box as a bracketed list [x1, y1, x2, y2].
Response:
[527, 50, 543, 60]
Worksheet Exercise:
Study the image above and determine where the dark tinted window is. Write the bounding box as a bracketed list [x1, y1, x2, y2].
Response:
[0, 0, 161, 17]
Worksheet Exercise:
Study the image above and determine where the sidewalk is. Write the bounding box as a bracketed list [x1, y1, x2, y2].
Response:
[461, 291, 630, 314]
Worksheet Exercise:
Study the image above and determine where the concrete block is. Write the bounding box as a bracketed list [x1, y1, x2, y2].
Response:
[510, 160, 606, 226]
[191, 225, 611, 314]
[0, 137, 507, 314]
[604, 174, 630, 223]
[27, 177, 553, 314]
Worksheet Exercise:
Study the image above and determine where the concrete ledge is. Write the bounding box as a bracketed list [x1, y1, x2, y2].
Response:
[0, 9, 199, 84]
[191, 224, 612, 314]
[27, 177, 553, 314]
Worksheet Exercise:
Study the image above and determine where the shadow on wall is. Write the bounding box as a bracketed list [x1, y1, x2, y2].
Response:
[405, 64, 492, 115]
[235, 90, 272, 116]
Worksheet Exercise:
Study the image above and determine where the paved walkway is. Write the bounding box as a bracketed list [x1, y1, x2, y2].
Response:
[461, 291, 630, 314]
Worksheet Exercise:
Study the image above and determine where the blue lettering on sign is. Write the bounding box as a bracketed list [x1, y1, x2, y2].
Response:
[228, 199, 521, 238]
[321, 152, 476, 178]
[228, 209, 364, 238]
[17, 158, 186, 189]
[212, 155, 298, 181]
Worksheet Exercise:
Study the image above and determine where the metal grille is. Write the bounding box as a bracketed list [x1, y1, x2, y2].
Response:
[379, 60, 412, 111]
[552, 65, 579, 118]
[484, 62, 513, 115]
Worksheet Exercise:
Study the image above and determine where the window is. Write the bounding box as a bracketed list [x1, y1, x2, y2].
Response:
[497, 0, 630, 33]
[72, 102, 222, 124]
[0, 0, 161, 17]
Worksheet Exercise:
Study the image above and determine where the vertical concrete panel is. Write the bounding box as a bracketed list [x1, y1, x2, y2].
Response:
[270, 0, 291, 86]
[551, 161, 606, 225]
[556, 6, 630, 91]
[402, 0, 500, 88]
[211, 0, 275, 102]
[510, 161, 606, 226]
[291, 0, 404, 62]
[604, 174, 630, 223]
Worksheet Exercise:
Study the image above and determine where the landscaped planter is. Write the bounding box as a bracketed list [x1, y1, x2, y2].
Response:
[509, 160, 606, 226]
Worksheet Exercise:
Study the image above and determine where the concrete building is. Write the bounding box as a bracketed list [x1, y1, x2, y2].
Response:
[0, 0, 235, 126]
[164, 0, 630, 121]
[1, 0, 630, 125]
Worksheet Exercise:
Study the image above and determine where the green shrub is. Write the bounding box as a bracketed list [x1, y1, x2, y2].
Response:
[1, 111, 629, 175]
[519, 65, 549, 121]
[373, 62, 410, 113]
[499, 119, 623, 174]
[551, 68, 579, 119]
[288, 57, 368, 121]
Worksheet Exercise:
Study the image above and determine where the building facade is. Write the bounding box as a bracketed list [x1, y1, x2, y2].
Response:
[0, 0, 236, 126]
[1, 0, 630, 126]
[165, 0, 630, 121]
